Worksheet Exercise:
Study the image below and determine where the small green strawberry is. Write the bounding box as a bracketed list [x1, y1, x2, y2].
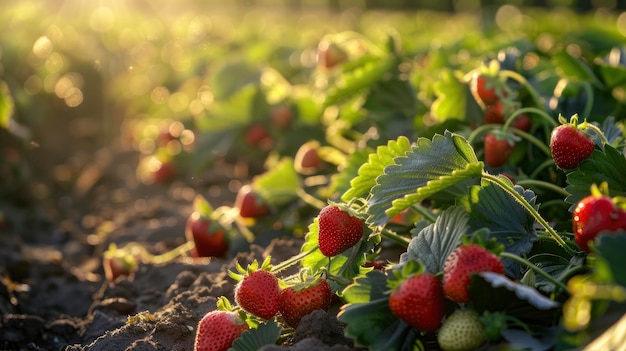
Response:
[317, 203, 364, 257]
[278, 278, 333, 328]
[229, 257, 280, 320]
[443, 244, 504, 303]
[388, 261, 446, 333]
[437, 309, 486, 351]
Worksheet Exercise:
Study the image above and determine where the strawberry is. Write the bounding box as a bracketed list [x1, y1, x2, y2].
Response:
[388, 269, 446, 333]
[483, 100, 505, 124]
[103, 244, 137, 281]
[270, 106, 294, 131]
[230, 258, 280, 320]
[244, 123, 273, 151]
[511, 113, 531, 132]
[235, 184, 271, 218]
[194, 310, 248, 351]
[186, 212, 228, 258]
[317, 39, 348, 70]
[278, 278, 333, 328]
[484, 132, 514, 168]
[151, 160, 175, 184]
[294, 141, 324, 174]
[471, 73, 506, 106]
[443, 244, 504, 303]
[549, 123, 594, 170]
[573, 194, 626, 252]
[437, 309, 486, 351]
[317, 204, 364, 257]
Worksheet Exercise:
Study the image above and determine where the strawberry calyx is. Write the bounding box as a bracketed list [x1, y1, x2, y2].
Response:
[228, 256, 274, 282]
[558, 113, 608, 146]
[462, 228, 505, 256]
[387, 259, 425, 291]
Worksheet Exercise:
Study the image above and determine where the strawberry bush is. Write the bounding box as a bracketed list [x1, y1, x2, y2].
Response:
[2, 2, 626, 351]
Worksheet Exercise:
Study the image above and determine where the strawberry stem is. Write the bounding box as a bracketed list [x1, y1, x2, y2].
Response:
[499, 252, 570, 294]
[509, 128, 552, 157]
[123, 240, 195, 264]
[498, 70, 544, 109]
[515, 179, 570, 197]
[503, 107, 558, 129]
[296, 187, 327, 210]
[579, 119, 609, 146]
[380, 228, 411, 247]
[481, 172, 578, 256]
[271, 246, 319, 273]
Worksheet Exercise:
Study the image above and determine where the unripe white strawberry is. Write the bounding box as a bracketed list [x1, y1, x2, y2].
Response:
[437, 309, 485, 351]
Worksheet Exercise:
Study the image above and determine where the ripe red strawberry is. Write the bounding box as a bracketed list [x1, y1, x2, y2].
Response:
[573, 194, 626, 252]
[483, 100, 505, 124]
[484, 132, 514, 168]
[549, 124, 595, 170]
[511, 113, 531, 132]
[194, 310, 248, 351]
[443, 244, 504, 303]
[294, 142, 324, 174]
[103, 244, 137, 281]
[231, 260, 280, 320]
[235, 185, 271, 218]
[471, 74, 506, 106]
[388, 272, 446, 333]
[244, 123, 273, 151]
[151, 160, 175, 184]
[186, 212, 228, 258]
[278, 278, 333, 328]
[317, 204, 364, 257]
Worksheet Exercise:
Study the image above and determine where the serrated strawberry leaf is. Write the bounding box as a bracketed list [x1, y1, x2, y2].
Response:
[252, 158, 299, 207]
[463, 181, 539, 278]
[565, 145, 626, 210]
[403, 206, 469, 274]
[331, 148, 373, 200]
[300, 219, 375, 292]
[367, 131, 483, 227]
[470, 272, 561, 327]
[527, 253, 573, 294]
[339, 298, 414, 350]
[341, 269, 389, 304]
[341, 136, 412, 202]
[229, 319, 282, 351]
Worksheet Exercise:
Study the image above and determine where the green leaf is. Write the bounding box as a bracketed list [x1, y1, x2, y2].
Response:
[431, 69, 482, 123]
[212, 60, 261, 100]
[0, 81, 14, 129]
[339, 298, 411, 349]
[565, 145, 626, 210]
[591, 233, 626, 287]
[552, 51, 603, 87]
[324, 54, 396, 108]
[367, 131, 483, 227]
[342, 269, 389, 304]
[464, 181, 539, 278]
[470, 272, 561, 327]
[192, 194, 214, 217]
[341, 136, 412, 202]
[403, 206, 469, 274]
[527, 252, 573, 294]
[330, 148, 372, 199]
[252, 158, 299, 207]
[197, 85, 259, 132]
[229, 319, 282, 351]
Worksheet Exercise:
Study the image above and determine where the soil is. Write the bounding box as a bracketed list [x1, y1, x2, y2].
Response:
[0, 99, 358, 350]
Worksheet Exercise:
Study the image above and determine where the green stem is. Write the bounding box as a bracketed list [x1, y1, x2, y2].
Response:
[510, 128, 552, 157]
[468, 123, 504, 144]
[580, 119, 609, 146]
[516, 179, 570, 197]
[482, 172, 577, 256]
[529, 158, 556, 179]
[581, 82, 594, 121]
[125, 241, 195, 264]
[296, 187, 327, 210]
[500, 69, 544, 109]
[271, 246, 318, 273]
[504, 107, 558, 130]
[380, 228, 411, 247]
[500, 252, 570, 294]
[410, 203, 437, 223]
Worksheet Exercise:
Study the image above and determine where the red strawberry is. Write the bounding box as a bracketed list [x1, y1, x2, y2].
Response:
[244, 123, 273, 151]
[471, 74, 506, 106]
[443, 244, 504, 303]
[573, 194, 626, 252]
[151, 160, 175, 184]
[483, 100, 505, 124]
[231, 260, 280, 320]
[186, 212, 228, 258]
[294, 142, 324, 174]
[235, 185, 271, 218]
[278, 278, 333, 328]
[484, 132, 514, 168]
[317, 204, 364, 257]
[317, 40, 348, 70]
[270, 106, 294, 131]
[388, 272, 446, 333]
[103, 244, 137, 281]
[549, 124, 594, 170]
[511, 113, 531, 132]
[194, 310, 248, 351]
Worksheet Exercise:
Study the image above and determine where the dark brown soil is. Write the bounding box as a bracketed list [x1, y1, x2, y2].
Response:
[0, 100, 357, 350]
